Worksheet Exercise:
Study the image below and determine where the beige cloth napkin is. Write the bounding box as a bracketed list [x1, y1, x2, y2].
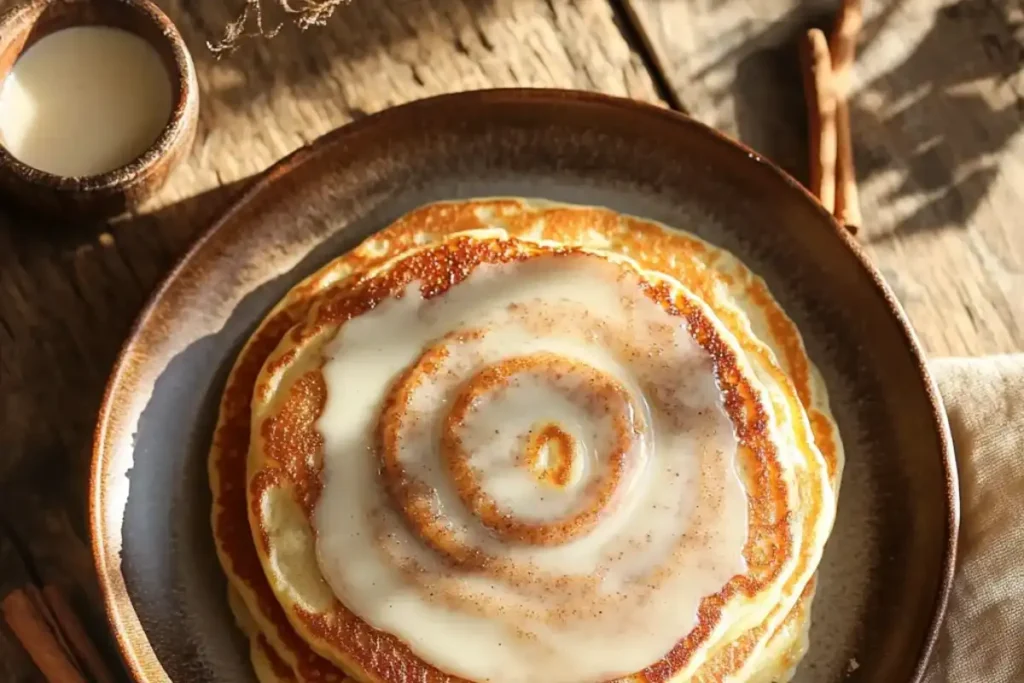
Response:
[924, 355, 1024, 683]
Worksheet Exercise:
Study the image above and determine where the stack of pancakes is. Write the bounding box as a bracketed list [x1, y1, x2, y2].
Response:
[209, 199, 843, 683]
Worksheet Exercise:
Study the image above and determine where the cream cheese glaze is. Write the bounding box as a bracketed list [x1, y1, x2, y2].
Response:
[222, 199, 842, 683]
[313, 244, 750, 682]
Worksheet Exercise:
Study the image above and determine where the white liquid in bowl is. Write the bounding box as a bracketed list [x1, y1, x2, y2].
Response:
[0, 26, 173, 177]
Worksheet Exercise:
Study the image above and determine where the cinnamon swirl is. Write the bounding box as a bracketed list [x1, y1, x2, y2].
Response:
[209, 199, 842, 683]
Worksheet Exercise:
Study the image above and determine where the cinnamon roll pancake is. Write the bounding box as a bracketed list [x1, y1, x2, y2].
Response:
[227, 587, 302, 683]
[209, 199, 843, 682]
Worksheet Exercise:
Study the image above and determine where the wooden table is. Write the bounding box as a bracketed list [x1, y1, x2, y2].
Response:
[0, 0, 1020, 679]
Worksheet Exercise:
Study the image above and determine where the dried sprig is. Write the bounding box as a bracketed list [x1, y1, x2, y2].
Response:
[208, 0, 351, 55]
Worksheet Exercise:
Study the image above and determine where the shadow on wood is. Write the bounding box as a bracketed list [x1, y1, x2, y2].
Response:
[159, 0, 661, 127]
[728, 5, 837, 181]
[714, 0, 1021, 243]
[0, 177, 251, 488]
[0, 176, 254, 681]
[162, 0, 511, 114]
[0, 496, 134, 683]
[857, 0, 1023, 243]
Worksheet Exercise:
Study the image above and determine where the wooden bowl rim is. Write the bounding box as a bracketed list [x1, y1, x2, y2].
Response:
[0, 0, 198, 192]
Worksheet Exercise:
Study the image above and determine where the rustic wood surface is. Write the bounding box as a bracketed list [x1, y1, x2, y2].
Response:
[625, 0, 1024, 355]
[0, 0, 1020, 679]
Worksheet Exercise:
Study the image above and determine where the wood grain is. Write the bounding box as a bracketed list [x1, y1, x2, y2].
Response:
[624, 0, 1024, 356]
[2, 0, 1021, 679]
[0, 1, 660, 678]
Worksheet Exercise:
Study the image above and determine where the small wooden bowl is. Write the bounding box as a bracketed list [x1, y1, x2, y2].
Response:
[0, 0, 199, 218]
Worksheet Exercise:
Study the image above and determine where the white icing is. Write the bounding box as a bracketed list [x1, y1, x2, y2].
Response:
[313, 252, 748, 683]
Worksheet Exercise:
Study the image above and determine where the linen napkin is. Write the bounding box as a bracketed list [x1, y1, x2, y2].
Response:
[925, 355, 1024, 683]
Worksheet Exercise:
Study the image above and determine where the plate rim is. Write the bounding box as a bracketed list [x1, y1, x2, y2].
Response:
[89, 87, 959, 683]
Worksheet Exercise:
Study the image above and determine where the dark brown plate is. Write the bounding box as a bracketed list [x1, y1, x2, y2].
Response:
[90, 89, 958, 683]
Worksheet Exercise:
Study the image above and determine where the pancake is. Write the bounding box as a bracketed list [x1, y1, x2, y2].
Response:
[210, 199, 842, 682]
[210, 239, 370, 683]
[228, 587, 297, 683]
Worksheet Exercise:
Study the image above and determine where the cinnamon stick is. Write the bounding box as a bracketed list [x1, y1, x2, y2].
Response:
[25, 584, 85, 677]
[830, 0, 863, 233]
[42, 584, 119, 683]
[1, 521, 113, 683]
[800, 28, 837, 214]
[2, 589, 87, 683]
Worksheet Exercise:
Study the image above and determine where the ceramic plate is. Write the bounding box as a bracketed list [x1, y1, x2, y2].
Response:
[91, 89, 958, 683]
